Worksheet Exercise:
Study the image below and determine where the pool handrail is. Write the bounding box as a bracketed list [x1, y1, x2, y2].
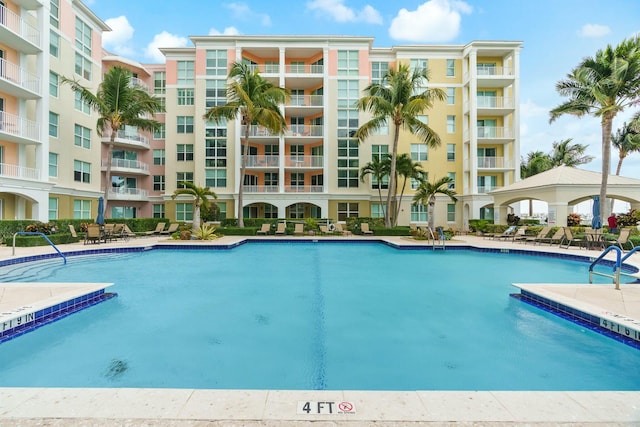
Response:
[589, 245, 621, 289]
[12, 231, 67, 264]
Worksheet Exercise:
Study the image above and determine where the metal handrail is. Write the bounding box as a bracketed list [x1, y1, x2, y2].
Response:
[589, 246, 621, 289]
[12, 232, 67, 264]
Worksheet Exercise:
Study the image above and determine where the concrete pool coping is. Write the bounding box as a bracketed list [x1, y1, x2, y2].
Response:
[0, 234, 639, 425]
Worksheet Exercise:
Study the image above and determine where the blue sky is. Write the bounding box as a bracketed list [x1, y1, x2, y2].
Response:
[89, 0, 640, 182]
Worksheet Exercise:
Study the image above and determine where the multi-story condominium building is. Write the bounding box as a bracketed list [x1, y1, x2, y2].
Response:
[0, 1, 521, 229]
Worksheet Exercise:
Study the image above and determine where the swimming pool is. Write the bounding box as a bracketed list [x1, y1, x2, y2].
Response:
[0, 242, 639, 391]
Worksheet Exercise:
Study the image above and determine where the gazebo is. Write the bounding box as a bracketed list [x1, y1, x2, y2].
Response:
[489, 166, 640, 226]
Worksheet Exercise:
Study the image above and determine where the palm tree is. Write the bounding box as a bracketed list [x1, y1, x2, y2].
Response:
[360, 155, 390, 220]
[204, 62, 289, 227]
[549, 138, 594, 167]
[413, 176, 458, 231]
[520, 150, 553, 215]
[611, 114, 640, 176]
[394, 153, 424, 226]
[355, 63, 446, 228]
[61, 66, 163, 218]
[171, 182, 217, 231]
[550, 36, 640, 217]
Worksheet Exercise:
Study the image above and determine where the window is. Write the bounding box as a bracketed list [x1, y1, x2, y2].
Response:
[289, 203, 305, 219]
[447, 172, 456, 189]
[477, 90, 497, 108]
[205, 169, 226, 187]
[290, 172, 304, 188]
[74, 90, 90, 113]
[265, 172, 278, 187]
[372, 145, 388, 161]
[75, 53, 92, 80]
[177, 144, 194, 161]
[49, 112, 59, 137]
[206, 50, 227, 76]
[176, 203, 193, 222]
[111, 176, 137, 192]
[265, 61, 279, 73]
[337, 108, 358, 137]
[411, 204, 427, 222]
[75, 18, 92, 55]
[371, 61, 388, 84]
[337, 203, 359, 222]
[177, 61, 195, 86]
[290, 61, 305, 73]
[337, 80, 359, 108]
[446, 59, 455, 77]
[50, 30, 59, 57]
[153, 149, 165, 165]
[152, 175, 165, 191]
[177, 88, 194, 105]
[477, 119, 497, 137]
[337, 139, 359, 188]
[447, 87, 455, 105]
[73, 199, 91, 219]
[48, 197, 58, 220]
[50, 0, 59, 28]
[153, 204, 165, 218]
[411, 144, 427, 161]
[411, 177, 421, 190]
[154, 71, 166, 94]
[373, 119, 389, 135]
[205, 79, 226, 108]
[477, 147, 497, 167]
[49, 152, 58, 177]
[417, 115, 428, 125]
[371, 203, 385, 218]
[447, 115, 456, 133]
[49, 72, 59, 97]
[477, 62, 497, 76]
[73, 160, 90, 183]
[338, 51, 359, 76]
[177, 116, 194, 133]
[447, 144, 455, 161]
[447, 203, 456, 222]
[176, 172, 194, 187]
[111, 206, 137, 219]
[154, 124, 165, 140]
[477, 175, 497, 193]
[216, 202, 227, 220]
[74, 124, 91, 148]
[410, 58, 428, 73]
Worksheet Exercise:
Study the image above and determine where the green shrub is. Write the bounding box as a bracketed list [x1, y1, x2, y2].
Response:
[217, 226, 260, 236]
[469, 219, 492, 233]
[5, 233, 80, 247]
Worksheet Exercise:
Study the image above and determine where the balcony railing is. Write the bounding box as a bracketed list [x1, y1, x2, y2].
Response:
[287, 125, 323, 137]
[102, 158, 149, 173]
[477, 185, 503, 194]
[477, 126, 514, 139]
[246, 155, 279, 167]
[130, 77, 149, 92]
[476, 65, 513, 76]
[0, 58, 40, 95]
[243, 185, 279, 193]
[241, 125, 277, 137]
[247, 64, 280, 74]
[0, 163, 40, 180]
[0, 111, 40, 142]
[285, 155, 323, 168]
[476, 96, 514, 109]
[107, 188, 148, 199]
[285, 64, 324, 74]
[288, 94, 323, 107]
[477, 157, 511, 168]
[285, 185, 324, 193]
[0, 4, 41, 49]
[103, 130, 150, 148]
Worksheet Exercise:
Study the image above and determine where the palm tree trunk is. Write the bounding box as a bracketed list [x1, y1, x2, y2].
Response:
[610, 154, 625, 212]
[600, 114, 614, 217]
[428, 197, 435, 231]
[394, 178, 408, 227]
[237, 128, 250, 228]
[377, 185, 385, 219]
[385, 125, 401, 228]
[528, 199, 533, 217]
[193, 202, 201, 231]
[103, 133, 116, 219]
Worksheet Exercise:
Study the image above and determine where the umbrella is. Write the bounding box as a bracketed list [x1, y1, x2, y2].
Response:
[591, 195, 601, 230]
[96, 197, 105, 225]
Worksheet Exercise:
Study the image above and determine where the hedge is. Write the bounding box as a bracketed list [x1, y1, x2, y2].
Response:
[5, 233, 81, 247]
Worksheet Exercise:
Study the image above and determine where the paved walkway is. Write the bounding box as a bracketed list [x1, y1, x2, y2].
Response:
[0, 233, 639, 426]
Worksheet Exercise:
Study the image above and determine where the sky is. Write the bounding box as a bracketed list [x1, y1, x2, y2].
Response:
[87, 0, 640, 186]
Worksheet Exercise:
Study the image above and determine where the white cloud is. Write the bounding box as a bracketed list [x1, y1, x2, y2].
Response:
[578, 24, 611, 38]
[389, 0, 472, 42]
[209, 27, 241, 36]
[306, 0, 383, 24]
[102, 16, 135, 56]
[144, 31, 189, 63]
[225, 2, 272, 26]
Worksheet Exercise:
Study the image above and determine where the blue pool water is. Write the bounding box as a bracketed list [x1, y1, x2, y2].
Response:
[0, 242, 638, 391]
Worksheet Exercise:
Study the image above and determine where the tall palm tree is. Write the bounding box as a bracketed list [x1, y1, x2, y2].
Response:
[520, 150, 553, 216]
[549, 138, 594, 167]
[204, 62, 289, 227]
[355, 63, 446, 228]
[611, 114, 640, 176]
[61, 66, 163, 218]
[550, 36, 640, 217]
[360, 155, 390, 220]
[394, 153, 424, 226]
[413, 176, 458, 231]
[171, 182, 217, 231]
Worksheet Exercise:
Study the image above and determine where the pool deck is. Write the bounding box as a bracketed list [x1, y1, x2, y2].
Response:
[0, 234, 639, 426]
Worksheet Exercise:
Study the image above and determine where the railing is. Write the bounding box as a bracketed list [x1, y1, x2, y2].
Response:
[246, 155, 280, 167]
[285, 64, 324, 74]
[107, 188, 148, 198]
[287, 125, 323, 137]
[0, 163, 40, 180]
[285, 155, 323, 168]
[0, 4, 41, 48]
[477, 126, 514, 139]
[0, 111, 40, 141]
[130, 78, 149, 92]
[103, 130, 150, 147]
[475, 96, 514, 109]
[241, 125, 277, 137]
[477, 156, 510, 168]
[476, 65, 513, 76]
[288, 94, 323, 107]
[243, 185, 279, 193]
[589, 246, 622, 289]
[285, 185, 324, 193]
[0, 58, 40, 94]
[247, 64, 280, 74]
[477, 185, 502, 193]
[12, 232, 66, 264]
[102, 158, 149, 172]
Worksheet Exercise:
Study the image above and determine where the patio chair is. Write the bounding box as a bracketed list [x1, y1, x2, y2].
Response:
[85, 224, 102, 245]
[319, 225, 330, 235]
[275, 222, 286, 235]
[524, 226, 551, 244]
[68, 224, 79, 239]
[335, 223, 352, 236]
[360, 222, 374, 235]
[160, 223, 180, 235]
[494, 225, 517, 240]
[121, 224, 136, 241]
[606, 228, 633, 252]
[293, 223, 304, 235]
[559, 227, 586, 249]
[512, 226, 528, 243]
[538, 228, 565, 245]
[145, 222, 167, 236]
[256, 223, 271, 235]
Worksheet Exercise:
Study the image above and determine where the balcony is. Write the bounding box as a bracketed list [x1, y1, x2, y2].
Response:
[0, 58, 41, 98]
[473, 96, 515, 115]
[285, 64, 324, 75]
[102, 130, 150, 150]
[286, 95, 323, 116]
[130, 77, 149, 92]
[246, 155, 279, 168]
[284, 155, 323, 168]
[471, 65, 515, 88]
[243, 185, 279, 193]
[101, 159, 150, 175]
[107, 188, 149, 201]
[0, 4, 41, 53]
[477, 185, 503, 194]
[247, 64, 280, 75]
[285, 185, 324, 193]
[477, 156, 512, 169]
[241, 125, 279, 139]
[0, 163, 40, 180]
[286, 125, 323, 137]
[475, 126, 514, 143]
[0, 111, 41, 144]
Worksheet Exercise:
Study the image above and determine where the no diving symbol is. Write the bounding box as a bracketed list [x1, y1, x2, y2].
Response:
[338, 401, 354, 412]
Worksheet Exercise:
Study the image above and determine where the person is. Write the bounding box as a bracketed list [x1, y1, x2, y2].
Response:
[607, 214, 618, 233]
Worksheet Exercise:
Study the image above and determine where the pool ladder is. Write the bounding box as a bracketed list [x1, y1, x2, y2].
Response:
[589, 245, 640, 289]
[12, 232, 67, 264]
[427, 226, 445, 250]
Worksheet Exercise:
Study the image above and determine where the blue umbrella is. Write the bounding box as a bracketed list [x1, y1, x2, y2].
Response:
[96, 197, 105, 225]
[591, 195, 602, 230]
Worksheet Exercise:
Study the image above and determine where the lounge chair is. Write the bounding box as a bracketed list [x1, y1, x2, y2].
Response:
[319, 225, 330, 235]
[160, 223, 180, 235]
[559, 227, 586, 249]
[360, 222, 374, 235]
[293, 223, 304, 235]
[494, 225, 517, 240]
[538, 228, 565, 245]
[606, 228, 633, 251]
[121, 224, 136, 240]
[145, 222, 167, 235]
[524, 226, 551, 244]
[68, 224, 79, 239]
[512, 226, 528, 243]
[256, 223, 271, 235]
[335, 223, 352, 236]
[85, 224, 102, 244]
[275, 222, 286, 235]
